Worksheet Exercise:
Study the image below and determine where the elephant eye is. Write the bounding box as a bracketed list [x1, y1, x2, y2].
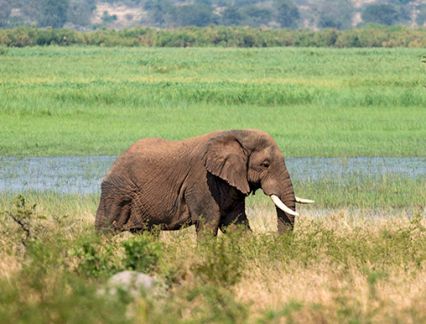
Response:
[261, 160, 270, 168]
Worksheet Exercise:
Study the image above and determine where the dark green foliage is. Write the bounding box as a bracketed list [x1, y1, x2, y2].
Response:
[362, 3, 410, 26]
[174, 3, 215, 27]
[73, 234, 120, 278]
[101, 11, 118, 25]
[417, 4, 426, 25]
[221, 6, 244, 26]
[37, 0, 70, 28]
[241, 6, 272, 26]
[123, 233, 162, 272]
[0, 0, 422, 29]
[274, 0, 300, 28]
[0, 0, 12, 27]
[144, 0, 175, 26]
[66, 0, 97, 27]
[1, 26, 426, 48]
[317, 0, 353, 30]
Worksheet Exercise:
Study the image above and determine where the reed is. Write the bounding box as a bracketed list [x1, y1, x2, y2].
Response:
[1, 47, 425, 157]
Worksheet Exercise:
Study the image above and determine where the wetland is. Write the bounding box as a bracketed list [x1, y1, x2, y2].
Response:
[0, 46, 425, 323]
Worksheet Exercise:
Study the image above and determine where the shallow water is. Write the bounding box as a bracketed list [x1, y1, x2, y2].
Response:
[0, 156, 425, 194]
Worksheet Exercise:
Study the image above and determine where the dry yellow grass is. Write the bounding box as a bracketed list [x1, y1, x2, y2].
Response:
[0, 198, 424, 323]
[156, 206, 425, 322]
[234, 257, 426, 323]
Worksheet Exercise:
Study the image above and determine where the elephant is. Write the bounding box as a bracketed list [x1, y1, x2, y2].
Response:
[95, 129, 313, 237]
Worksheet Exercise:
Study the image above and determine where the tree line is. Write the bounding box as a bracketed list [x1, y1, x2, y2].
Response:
[1, 26, 426, 48]
[0, 0, 425, 30]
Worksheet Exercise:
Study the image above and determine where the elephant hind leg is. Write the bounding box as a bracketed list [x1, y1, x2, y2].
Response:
[95, 195, 112, 232]
[113, 199, 132, 230]
[95, 195, 132, 232]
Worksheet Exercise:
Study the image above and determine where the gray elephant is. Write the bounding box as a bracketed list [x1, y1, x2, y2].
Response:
[95, 129, 313, 236]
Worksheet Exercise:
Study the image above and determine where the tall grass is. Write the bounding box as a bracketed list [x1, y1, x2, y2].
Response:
[0, 195, 424, 323]
[1, 47, 425, 156]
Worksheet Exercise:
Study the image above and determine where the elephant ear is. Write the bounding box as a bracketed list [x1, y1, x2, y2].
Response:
[204, 134, 250, 195]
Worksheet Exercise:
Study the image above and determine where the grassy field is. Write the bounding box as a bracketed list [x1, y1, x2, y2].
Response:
[1, 47, 425, 157]
[1, 171, 425, 210]
[0, 195, 424, 323]
[1, 47, 425, 323]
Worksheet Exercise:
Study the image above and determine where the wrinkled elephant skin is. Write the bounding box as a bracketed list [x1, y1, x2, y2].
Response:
[95, 129, 311, 237]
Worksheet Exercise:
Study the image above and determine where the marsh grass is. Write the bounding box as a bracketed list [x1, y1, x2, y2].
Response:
[1, 47, 425, 156]
[0, 46, 425, 322]
[0, 195, 424, 323]
[1, 170, 424, 215]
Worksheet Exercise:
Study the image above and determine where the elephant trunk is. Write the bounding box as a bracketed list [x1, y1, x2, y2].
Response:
[275, 168, 296, 233]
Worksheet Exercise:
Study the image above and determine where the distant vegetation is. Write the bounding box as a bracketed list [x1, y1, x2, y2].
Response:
[1, 47, 425, 157]
[0, 0, 425, 30]
[1, 26, 426, 47]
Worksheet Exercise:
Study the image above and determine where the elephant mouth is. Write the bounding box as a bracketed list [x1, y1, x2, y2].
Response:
[249, 182, 261, 194]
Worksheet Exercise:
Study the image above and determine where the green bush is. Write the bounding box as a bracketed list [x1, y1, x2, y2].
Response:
[123, 233, 162, 273]
[73, 234, 121, 278]
[1, 26, 426, 48]
[196, 232, 245, 287]
[0, 271, 132, 324]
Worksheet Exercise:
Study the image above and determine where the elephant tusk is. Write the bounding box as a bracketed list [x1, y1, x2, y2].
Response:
[270, 195, 299, 216]
[295, 196, 315, 204]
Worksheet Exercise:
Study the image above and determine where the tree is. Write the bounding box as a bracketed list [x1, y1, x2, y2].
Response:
[175, 3, 214, 27]
[144, 0, 174, 27]
[274, 0, 300, 28]
[221, 6, 243, 26]
[316, 0, 353, 29]
[241, 6, 273, 26]
[0, 0, 12, 27]
[37, 0, 69, 28]
[416, 4, 426, 26]
[66, 0, 96, 27]
[362, 3, 410, 26]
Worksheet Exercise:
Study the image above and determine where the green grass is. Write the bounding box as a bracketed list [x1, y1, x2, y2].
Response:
[1, 171, 424, 212]
[1, 46, 425, 157]
[0, 46, 424, 323]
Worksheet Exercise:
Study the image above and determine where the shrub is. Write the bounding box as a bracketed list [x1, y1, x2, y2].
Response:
[1, 26, 426, 48]
[123, 233, 162, 273]
[195, 231, 245, 287]
[73, 234, 121, 278]
[186, 285, 248, 323]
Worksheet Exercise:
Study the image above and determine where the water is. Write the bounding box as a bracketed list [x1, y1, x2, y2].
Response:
[0, 156, 425, 194]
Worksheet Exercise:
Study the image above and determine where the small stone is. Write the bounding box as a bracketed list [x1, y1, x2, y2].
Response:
[106, 271, 158, 298]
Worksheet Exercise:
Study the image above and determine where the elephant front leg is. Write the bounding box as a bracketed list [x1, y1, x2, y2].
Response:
[219, 200, 251, 233]
[194, 212, 221, 239]
[188, 196, 222, 239]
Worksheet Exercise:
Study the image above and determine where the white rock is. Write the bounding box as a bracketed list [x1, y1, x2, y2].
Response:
[106, 271, 157, 298]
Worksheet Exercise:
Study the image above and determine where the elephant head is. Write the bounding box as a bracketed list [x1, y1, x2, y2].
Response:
[204, 129, 313, 232]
